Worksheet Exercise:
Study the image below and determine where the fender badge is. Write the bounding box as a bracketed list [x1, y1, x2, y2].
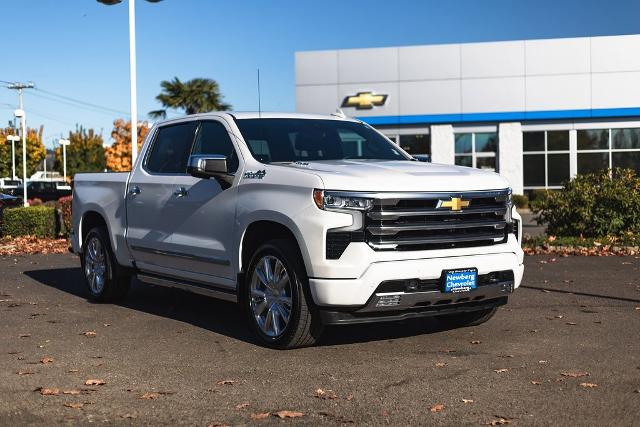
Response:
[243, 170, 266, 180]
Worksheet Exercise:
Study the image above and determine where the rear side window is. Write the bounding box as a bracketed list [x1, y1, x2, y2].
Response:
[192, 121, 239, 172]
[146, 122, 197, 174]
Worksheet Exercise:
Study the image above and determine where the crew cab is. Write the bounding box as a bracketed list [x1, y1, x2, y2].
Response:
[72, 112, 524, 348]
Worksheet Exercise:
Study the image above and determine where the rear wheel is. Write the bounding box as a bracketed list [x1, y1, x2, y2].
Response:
[436, 306, 499, 329]
[242, 239, 323, 349]
[81, 226, 130, 302]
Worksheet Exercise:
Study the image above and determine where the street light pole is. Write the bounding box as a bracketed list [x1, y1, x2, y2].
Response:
[14, 109, 27, 207]
[128, 0, 138, 165]
[97, 0, 162, 166]
[59, 139, 71, 183]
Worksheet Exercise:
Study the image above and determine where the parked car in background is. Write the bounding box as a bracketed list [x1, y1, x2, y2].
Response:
[0, 193, 20, 210]
[0, 178, 21, 193]
[5, 181, 72, 202]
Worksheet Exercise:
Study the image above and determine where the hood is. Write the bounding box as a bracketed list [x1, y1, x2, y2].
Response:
[277, 160, 511, 192]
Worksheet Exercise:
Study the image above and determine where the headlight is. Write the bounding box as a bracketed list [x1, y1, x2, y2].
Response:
[313, 190, 372, 211]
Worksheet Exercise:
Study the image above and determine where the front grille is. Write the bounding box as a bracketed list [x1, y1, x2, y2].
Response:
[365, 190, 510, 251]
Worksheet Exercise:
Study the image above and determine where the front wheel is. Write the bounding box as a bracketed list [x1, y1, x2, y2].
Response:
[436, 306, 499, 329]
[81, 226, 131, 302]
[242, 239, 323, 349]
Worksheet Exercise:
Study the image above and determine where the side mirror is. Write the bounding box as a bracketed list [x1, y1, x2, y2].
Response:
[187, 155, 228, 179]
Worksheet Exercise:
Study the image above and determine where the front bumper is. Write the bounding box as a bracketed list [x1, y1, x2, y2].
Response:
[309, 251, 523, 307]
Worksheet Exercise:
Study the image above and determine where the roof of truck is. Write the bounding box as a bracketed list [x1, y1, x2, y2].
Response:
[156, 111, 359, 125]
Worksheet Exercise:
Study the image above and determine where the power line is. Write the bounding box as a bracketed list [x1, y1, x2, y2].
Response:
[34, 88, 129, 116]
[29, 91, 127, 117]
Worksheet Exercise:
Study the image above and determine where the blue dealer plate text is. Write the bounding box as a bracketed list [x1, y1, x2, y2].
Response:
[443, 268, 478, 293]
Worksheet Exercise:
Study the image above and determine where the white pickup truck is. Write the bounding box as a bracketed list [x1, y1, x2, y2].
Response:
[72, 112, 524, 348]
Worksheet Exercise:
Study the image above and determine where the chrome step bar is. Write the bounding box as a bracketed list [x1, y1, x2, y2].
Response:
[137, 273, 237, 303]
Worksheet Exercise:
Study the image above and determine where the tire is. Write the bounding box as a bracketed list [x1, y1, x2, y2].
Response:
[436, 306, 499, 329]
[81, 226, 131, 302]
[242, 238, 323, 349]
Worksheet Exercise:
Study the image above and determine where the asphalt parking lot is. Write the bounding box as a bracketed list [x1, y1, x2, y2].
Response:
[1, 253, 639, 426]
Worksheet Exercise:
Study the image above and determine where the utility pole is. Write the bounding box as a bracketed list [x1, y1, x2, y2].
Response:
[7, 82, 34, 112]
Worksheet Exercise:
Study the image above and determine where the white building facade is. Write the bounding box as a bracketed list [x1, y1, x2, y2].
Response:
[295, 34, 640, 195]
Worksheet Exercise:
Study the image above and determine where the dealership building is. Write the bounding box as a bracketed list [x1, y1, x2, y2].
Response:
[295, 34, 640, 195]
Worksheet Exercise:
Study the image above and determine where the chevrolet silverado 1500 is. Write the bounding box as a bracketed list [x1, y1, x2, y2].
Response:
[72, 112, 524, 348]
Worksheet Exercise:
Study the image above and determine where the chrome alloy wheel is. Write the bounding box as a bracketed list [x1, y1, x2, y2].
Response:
[84, 236, 106, 295]
[250, 255, 293, 338]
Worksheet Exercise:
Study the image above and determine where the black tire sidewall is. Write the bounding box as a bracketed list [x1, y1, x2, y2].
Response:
[242, 241, 306, 347]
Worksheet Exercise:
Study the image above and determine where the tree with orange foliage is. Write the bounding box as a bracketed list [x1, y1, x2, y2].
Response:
[104, 119, 150, 172]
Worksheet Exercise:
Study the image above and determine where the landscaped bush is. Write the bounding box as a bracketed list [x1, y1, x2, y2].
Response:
[531, 168, 640, 237]
[57, 196, 72, 236]
[512, 194, 529, 209]
[0, 206, 58, 238]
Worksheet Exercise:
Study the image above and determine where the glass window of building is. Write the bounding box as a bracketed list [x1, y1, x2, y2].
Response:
[577, 128, 640, 174]
[454, 132, 498, 172]
[523, 130, 570, 190]
[398, 134, 431, 155]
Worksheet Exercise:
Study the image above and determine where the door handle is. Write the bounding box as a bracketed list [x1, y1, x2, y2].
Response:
[173, 187, 188, 198]
[128, 186, 141, 196]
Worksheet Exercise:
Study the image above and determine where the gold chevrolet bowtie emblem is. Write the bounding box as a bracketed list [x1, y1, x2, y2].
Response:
[342, 92, 388, 110]
[439, 197, 470, 211]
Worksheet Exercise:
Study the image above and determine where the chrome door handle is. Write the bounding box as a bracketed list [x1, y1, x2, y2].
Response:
[128, 186, 141, 196]
[173, 187, 188, 197]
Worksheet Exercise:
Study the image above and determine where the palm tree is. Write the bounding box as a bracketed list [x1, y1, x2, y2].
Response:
[149, 77, 231, 119]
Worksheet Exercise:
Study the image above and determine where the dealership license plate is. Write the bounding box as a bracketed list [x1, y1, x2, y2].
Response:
[442, 268, 478, 293]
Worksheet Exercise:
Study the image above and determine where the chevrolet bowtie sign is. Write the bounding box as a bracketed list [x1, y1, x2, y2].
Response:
[341, 92, 388, 110]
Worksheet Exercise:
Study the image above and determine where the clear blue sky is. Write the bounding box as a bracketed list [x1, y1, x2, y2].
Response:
[2, 0, 639, 149]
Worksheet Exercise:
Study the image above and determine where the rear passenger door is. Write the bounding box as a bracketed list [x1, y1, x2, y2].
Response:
[126, 120, 198, 275]
[167, 119, 240, 285]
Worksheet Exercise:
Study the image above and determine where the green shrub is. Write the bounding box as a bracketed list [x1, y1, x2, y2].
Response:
[531, 168, 640, 237]
[512, 194, 529, 209]
[0, 206, 59, 238]
[56, 196, 72, 236]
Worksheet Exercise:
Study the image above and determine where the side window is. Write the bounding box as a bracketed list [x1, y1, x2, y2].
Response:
[146, 122, 197, 174]
[192, 121, 239, 172]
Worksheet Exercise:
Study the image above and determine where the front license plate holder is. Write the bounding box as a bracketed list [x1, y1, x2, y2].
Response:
[442, 268, 478, 293]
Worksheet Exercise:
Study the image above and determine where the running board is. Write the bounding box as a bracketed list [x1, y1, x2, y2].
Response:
[136, 273, 238, 303]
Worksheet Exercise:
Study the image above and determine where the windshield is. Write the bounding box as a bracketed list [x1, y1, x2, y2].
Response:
[235, 118, 410, 163]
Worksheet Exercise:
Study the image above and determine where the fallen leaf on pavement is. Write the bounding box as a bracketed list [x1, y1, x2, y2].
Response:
[139, 392, 160, 400]
[84, 379, 105, 386]
[235, 403, 249, 410]
[531, 381, 542, 385]
[207, 423, 229, 427]
[435, 362, 447, 367]
[561, 371, 589, 378]
[494, 369, 509, 373]
[40, 357, 54, 364]
[345, 394, 354, 401]
[566, 322, 577, 326]
[579, 383, 598, 388]
[487, 418, 512, 425]
[67, 369, 78, 373]
[121, 414, 137, 419]
[430, 404, 445, 413]
[19, 333, 31, 338]
[216, 380, 236, 385]
[315, 388, 337, 400]
[470, 340, 481, 344]
[63, 390, 81, 395]
[274, 410, 304, 419]
[461, 398, 474, 403]
[539, 360, 548, 364]
[64, 402, 83, 409]
[250, 412, 270, 420]
[37, 387, 60, 396]
[81, 331, 97, 337]
[17, 371, 34, 375]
